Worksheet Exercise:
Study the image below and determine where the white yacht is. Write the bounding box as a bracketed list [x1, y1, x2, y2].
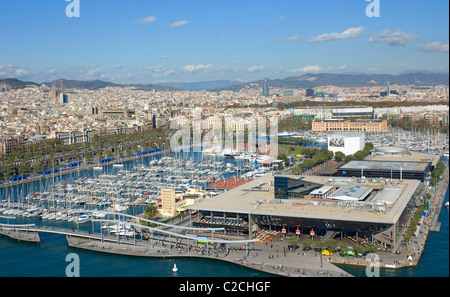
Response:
[75, 214, 92, 224]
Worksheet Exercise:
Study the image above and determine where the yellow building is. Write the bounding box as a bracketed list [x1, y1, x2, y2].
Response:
[161, 188, 176, 217]
[161, 187, 207, 217]
[311, 119, 387, 132]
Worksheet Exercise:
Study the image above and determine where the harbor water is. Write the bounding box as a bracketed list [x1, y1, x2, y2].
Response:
[0, 152, 448, 277]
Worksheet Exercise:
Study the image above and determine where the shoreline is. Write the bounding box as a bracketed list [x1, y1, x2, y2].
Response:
[0, 148, 169, 189]
[1, 153, 448, 276]
[66, 235, 351, 277]
[329, 166, 449, 270]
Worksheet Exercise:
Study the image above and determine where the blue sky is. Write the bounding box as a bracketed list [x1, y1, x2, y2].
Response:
[0, 0, 448, 84]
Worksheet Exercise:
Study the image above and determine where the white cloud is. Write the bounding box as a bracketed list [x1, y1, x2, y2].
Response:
[419, 41, 449, 53]
[287, 64, 348, 73]
[146, 66, 168, 72]
[369, 29, 418, 46]
[280, 16, 285, 21]
[288, 65, 323, 73]
[180, 64, 214, 73]
[308, 26, 364, 43]
[367, 67, 379, 72]
[0, 64, 30, 77]
[84, 68, 104, 77]
[247, 65, 265, 72]
[160, 55, 171, 59]
[134, 16, 157, 24]
[169, 20, 189, 28]
[277, 35, 299, 42]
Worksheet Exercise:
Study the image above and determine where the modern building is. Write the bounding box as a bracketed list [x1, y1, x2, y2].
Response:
[60, 93, 69, 104]
[262, 78, 269, 97]
[293, 107, 374, 120]
[188, 174, 422, 248]
[305, 88, 314, 97]
[335, 160, 431, 180]
[370, 147, 441, 171]
[327, 132, 365, 156]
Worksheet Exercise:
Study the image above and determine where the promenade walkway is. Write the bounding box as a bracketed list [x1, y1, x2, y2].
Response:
[66, 235, 352, 277]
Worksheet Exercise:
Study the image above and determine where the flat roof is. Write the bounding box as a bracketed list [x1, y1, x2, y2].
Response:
[328, 185, 372, 201]
[310, 186, 333, 195]
[188, 174, 420, 225]
[328, 132, 365, 137]
[369, 150, 440, 168]
[338, 160, 429, 172]
[371, 187, 403, 205]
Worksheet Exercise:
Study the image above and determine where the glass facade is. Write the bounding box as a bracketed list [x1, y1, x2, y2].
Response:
[274, 176, 321, 199]
[262, 78, 269, 97]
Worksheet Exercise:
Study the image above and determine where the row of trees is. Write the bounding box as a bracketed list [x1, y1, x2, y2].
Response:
[403, 204, 427, 242]
[430, 161, 445, 186]
[281, 139, 374, 174]
[0, 127, 170, 180]
[333, 142, 374, 162]
[291, 147, 334, 174]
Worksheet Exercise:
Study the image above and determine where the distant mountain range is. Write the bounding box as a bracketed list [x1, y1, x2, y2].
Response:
[41, 79, 179, 91]
[0, 78, 39, 89]
[214, 72, 449, 92]
[158, 80, 246, 91]
[1, 71, 448, 91]
[0, 78, 178, 91]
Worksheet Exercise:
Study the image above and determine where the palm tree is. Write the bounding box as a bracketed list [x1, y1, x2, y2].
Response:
[144, 203, 158, 220]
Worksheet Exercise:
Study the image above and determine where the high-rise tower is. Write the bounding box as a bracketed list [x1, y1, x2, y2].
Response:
[262, 78, 269, 97]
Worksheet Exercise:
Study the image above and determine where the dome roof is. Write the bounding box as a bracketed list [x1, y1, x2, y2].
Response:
[375, 146, 410, 155]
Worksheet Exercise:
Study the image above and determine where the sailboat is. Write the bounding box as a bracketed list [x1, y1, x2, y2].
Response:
[172, 264, 178, 272]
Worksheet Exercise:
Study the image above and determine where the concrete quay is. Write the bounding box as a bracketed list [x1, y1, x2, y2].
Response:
[0, 229, 40, 244]
[66, 236, 351, 277]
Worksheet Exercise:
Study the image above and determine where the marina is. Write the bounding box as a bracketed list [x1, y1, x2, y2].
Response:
[0, 151, 269, 225]
[290, 126, 449, 157]
[0, 131, 448, 277]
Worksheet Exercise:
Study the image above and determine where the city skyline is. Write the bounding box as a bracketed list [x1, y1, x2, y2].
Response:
[0, 0, 448, 84]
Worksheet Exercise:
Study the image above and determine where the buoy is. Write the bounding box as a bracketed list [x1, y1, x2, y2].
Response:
[172, 264, 178, 272]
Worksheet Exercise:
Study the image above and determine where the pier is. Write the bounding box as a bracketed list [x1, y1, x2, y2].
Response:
[0, 224, 40, 244]
[429, 168, 448, 232]
[0, 211, 351, 277]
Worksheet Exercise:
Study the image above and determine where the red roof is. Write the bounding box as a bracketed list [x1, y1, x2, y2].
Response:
[207, 177, 253, 189]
